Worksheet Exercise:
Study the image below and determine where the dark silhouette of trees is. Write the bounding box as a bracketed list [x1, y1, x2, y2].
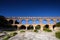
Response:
[0, 15, 17, 31]
[0, 15, 9, 29]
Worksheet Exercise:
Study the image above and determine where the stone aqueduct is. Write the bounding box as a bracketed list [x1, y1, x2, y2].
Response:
[6, 17, 60, 31]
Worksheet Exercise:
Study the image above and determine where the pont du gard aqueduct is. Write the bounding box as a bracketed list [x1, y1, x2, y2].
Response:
[6, 17, 60, 31]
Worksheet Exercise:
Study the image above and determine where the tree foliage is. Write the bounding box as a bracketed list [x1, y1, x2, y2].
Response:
[0, 15, 17, 31]
[0, 15, 9, 28]
[35, 25, 40, 30]
[55, 31, 60, 39]
[56, 22, 60, 27]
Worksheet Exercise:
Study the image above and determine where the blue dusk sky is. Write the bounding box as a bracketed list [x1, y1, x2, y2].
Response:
[0, 0, 60, 17]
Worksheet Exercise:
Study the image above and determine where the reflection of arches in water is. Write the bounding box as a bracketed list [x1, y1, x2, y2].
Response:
[9, 20, 13, 24]
[15, 20, 20, 24]
[27, 25, 33, 30]
[43, 24, 49, 30]
[53, 25, 56, 29]
[21, 19, 26, 24]
[35, 25, 41, 30]
[20, 25, 26, 29]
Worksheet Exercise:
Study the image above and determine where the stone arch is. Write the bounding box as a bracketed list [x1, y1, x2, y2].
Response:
[35, 19, 40, 24]
[56, 19, 60, 23]
[43, 24, 49, 30]
[50, 19, 54, 24]
[9, 19, 13, 24]
[28, 19, 33, 24]
[53, 25, 56, 29]
[15, 20, 19, 24]
[19, 25, 26, 30]
[27, 25, 33, 30]
[21, 19, 26, 24]
[35, 25, 41, 30]
[42, 19, 47, 24]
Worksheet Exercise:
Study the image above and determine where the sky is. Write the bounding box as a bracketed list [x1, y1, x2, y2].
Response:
[0, 0, 60, 17]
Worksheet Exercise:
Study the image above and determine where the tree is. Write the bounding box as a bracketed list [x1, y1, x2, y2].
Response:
[0, 15, 9, 28]
[56, 22, 60, 27]
[35, 25, 41, 30]
[0, 15, 17, 31]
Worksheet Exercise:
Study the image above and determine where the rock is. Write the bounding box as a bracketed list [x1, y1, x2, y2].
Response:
[9, 32, 59, 40]
[0, 33, 5, 37]
[54, 27, 60, 31]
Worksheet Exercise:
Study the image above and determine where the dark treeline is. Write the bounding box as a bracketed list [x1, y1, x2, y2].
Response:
[0, 15, 17, 31]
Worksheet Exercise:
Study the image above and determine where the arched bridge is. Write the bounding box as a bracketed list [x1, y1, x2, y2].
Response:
[6, 17, 60, 31]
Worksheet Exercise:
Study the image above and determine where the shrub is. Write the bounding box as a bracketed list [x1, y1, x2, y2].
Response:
[20, 30, 25, 33]
[10, 32, 17, 37]
[13, 32, 17, 36]
[35, 26, 40, 30]
[34, 29, 38, 33]
[55, 31, 60, 39]
[56, 22, 60, 27]
[44, 28, 52, 32]
[46, 30, 52, 32]
[3, 36, 11, 40]
[3, 32, 17, 40]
